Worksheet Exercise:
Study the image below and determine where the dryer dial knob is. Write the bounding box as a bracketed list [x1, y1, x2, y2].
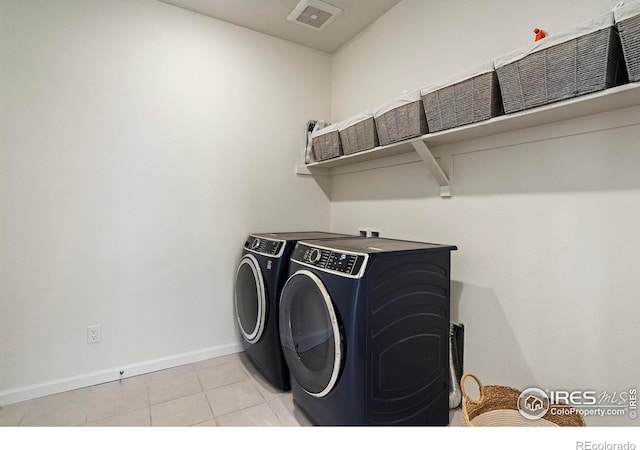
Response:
[251, 238, 261, 250]
[309, 248, 321, 263]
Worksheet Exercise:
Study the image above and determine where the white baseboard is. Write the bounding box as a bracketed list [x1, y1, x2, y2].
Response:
[0, 342, 244, 406]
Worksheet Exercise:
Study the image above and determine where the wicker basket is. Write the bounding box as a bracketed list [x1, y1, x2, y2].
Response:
[615, 0, 640, 82]
[373, 90, 428, 146]
[495, 12, 626, 114]
[461, 373, 586, 427]
[338, 112, 379, 155]
[311, 122, 342, 161]
[420, 62, 503, 132]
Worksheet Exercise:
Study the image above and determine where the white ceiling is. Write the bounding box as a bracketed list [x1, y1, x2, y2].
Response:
[158, 0, 402, 53]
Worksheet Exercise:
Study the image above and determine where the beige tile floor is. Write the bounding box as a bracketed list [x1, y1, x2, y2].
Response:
[0, 352, 463, 427]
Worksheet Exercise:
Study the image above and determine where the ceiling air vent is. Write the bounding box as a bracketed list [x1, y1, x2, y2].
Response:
[287, 0, 342, 31]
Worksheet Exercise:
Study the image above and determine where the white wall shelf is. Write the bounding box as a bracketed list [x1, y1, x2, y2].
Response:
[296, 82, 640, 197]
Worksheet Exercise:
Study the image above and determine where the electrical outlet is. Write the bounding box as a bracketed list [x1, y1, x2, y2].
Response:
[87, 325, 101, 344]
[358, 228, 381, 237]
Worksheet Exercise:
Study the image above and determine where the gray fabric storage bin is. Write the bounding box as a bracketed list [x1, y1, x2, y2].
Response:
[311, 122, 342, 161]
[338, 112, 379, 155]
[420, 62, 503, 132]
[615, 1, 640, 82]
[495, 12, 626, 114]
[373, 91, 428, 146]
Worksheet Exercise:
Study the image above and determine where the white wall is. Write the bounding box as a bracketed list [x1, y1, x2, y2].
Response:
[329, 0, 640, 426]
[0, 0, 331, 403]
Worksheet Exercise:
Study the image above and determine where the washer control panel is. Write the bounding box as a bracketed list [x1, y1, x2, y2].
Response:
[291, 243, 367, 278]
[244, 236, 284, 257]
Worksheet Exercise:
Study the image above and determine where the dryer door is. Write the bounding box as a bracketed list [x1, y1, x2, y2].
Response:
[234, 254, 266, 344]
[279, 270, 341, 398]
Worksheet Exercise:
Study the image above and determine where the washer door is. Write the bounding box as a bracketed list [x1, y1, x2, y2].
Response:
[279, 270, 342, 398]
[234, 254, 266, 344]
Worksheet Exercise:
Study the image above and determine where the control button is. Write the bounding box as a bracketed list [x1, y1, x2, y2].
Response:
[309, 248, 321, 263]
[251, 239, 261, 250]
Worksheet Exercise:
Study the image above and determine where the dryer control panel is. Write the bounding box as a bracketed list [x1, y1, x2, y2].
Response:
[244, 236, 285, 258]
[291, 243, 367, 278]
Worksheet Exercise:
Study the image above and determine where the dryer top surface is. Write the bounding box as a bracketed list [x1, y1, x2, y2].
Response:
[251, 231, 354, 241]
[299, 237, 457, 254]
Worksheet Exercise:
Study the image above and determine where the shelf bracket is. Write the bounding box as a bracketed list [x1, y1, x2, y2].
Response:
[410, 140, 451, 197]
[295, 165, 331, 176]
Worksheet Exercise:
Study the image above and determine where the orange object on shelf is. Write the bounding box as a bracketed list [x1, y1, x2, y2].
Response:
[534, 28, 547, 41]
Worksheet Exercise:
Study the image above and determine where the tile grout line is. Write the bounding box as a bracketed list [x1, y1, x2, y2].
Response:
[16, 409, 25, 427]
[195, 363, 217, 426]
[146, 374, 154, 427]
[264, 399, 285, 426]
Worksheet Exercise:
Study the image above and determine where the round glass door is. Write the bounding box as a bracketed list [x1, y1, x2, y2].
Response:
[279, 270, 342, 398]
[234, 254, 266, 344]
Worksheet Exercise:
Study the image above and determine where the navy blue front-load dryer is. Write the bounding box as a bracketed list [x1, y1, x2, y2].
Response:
[278, 237, 457, 425]
[234, 232, 353, 391]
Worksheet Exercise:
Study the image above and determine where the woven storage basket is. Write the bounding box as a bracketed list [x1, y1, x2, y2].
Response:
[615, 0, 640, 82]
[495, 12, 626, 114]
[338, 112, 379, 155]
[373, 90, 428, 146]
[420, 62, 503, 132]
[461, 373, 586, 427]
[311, 122, 342, 161]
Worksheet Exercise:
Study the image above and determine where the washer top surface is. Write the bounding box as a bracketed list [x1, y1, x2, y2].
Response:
[251, 231, 353, 241]
[299, 237, 457, 254]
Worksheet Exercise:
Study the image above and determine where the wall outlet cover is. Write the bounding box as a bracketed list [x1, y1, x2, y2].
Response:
[87, 325, 101, 344]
